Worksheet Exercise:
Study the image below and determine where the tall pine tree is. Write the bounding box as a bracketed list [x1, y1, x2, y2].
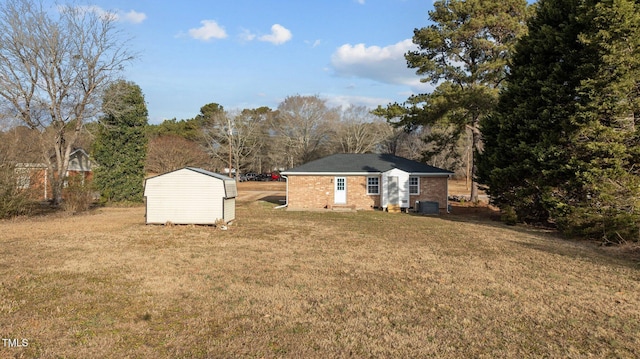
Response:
[92, 81, 149, 203]
[375, 0, 530, 201]
[478, 0, 640, 242]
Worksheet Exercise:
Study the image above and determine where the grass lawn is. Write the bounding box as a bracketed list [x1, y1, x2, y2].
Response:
[1, 190, 639, 358]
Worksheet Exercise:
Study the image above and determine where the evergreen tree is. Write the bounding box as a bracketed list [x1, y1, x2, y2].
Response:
[146, 103, 225, 142]
[375, 0, 530, 201]
[92, 81, 149, 203]
[560, 0, 640, 241]
[478, 0, 589, 224]
[478, 0, 640, 242]
[146, 118, 203, 142]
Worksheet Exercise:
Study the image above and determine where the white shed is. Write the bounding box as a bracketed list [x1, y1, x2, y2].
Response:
[143, 167, 237, 225]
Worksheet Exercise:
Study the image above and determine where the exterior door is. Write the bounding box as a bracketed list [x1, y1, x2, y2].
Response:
[334, 177, 347, 204]
[388, 176, 399, 205]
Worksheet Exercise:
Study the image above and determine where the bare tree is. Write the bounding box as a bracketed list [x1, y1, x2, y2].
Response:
[333, 105, 390, 154]
[146, 135, 211, 174]
[271, 95, 338, 168]
[0, 126, 43, 163]
[376, 123, 405, 156]
[0, 0, 134, 205]
[201, 109, 265, 179]
[371, 121, 425, 159]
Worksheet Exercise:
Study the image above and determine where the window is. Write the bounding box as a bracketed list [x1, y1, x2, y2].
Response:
[409, 176, 419, 195]
[367, 177, 379, 195]
[15, 168, 30, 189]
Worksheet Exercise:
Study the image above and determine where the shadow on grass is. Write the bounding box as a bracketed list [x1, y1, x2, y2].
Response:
[247, 195, 639, 270]
[431, 204, 640, 269]
[259, 195, 286, 205]
[516, 239, 640, 270]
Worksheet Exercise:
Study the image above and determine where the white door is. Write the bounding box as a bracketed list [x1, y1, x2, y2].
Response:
[334, 177, 346, 204]
[388, 176, 399, 205]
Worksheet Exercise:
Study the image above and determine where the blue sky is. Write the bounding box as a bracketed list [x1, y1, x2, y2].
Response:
[75, 0, 435, 123]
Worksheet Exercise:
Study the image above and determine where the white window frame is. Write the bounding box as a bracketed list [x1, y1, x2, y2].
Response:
[409, 176, 419, 195]
[367, 176, 380, 195]
[15, 168, 30, 189]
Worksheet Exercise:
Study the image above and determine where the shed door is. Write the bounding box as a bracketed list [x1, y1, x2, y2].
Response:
[334, 177, 346, 204]
[223, 198, 235, 223]
[388, 176, 399, 205]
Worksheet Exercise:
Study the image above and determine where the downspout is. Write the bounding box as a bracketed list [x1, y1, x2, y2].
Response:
[446, 174, 451, 214]
[274, 175, 288, 209]
[44, 167, 48, 201]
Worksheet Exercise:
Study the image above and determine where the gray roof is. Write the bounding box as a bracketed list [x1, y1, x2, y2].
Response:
[281, 153, 453, 175]
[146, 167, 235, 181]
[185, 167, 235, 181]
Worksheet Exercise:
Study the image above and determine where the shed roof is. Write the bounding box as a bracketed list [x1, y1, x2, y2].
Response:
[281, 153, 453, 175]
[185, 167, 235, 181]
[146, 167, 235, 181]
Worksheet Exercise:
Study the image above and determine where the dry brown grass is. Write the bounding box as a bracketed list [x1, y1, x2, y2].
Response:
[1, 188, 639, 358]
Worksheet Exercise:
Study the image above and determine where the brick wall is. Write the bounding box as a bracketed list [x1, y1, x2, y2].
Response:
[287, 175, 448, 211]
[345, 176, 381, 210]
[287, 175, 331, 209]
[409, 176, 449, 211]
[287, 175, 379, 210]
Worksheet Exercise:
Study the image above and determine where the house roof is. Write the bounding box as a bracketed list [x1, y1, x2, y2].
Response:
[69, 148, 89, 158]
[281, 153, 453, 176]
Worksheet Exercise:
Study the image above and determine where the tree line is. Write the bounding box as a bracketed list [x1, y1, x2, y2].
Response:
[145, 95, 425, 177]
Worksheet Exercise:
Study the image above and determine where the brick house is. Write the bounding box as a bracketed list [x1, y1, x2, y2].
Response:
[280, 153, 453, 212]
[15, 148, 94, 201]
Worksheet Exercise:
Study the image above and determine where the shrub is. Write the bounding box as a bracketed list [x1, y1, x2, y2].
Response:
[500, 205, 518, 226]
[62, 175, 95, 213]
[558, 205, 640, 244]
[0, 164, 35, 218]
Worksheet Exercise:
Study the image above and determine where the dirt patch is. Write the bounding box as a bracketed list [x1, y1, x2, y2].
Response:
[237, 180, 286, 191]
[237, 181, 286, 203]
[237, 190, 285, 203]
[448, 201, 500, 221]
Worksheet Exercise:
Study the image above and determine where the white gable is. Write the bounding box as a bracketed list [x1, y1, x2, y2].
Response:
[381, 169, 410, 208]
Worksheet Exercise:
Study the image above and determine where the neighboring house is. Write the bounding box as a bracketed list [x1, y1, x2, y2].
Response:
[14, 148, 94, 201]
[66, 148, 93, 177]
[281, 153, 453, 213]
[143, 167, 237, 225]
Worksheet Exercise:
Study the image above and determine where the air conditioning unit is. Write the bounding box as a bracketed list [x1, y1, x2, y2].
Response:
[415, 201, 439, 215]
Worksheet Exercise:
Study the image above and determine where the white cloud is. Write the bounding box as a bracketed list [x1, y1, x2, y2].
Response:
[121, 10, 146, 24]
[355, 0, 366, 4]
[330, 39, 431, 91]
[70, 6, 146, 24]
[77, 5, 115, 21]
[258, 24, 292, 45]
[325, 94, 393, 110]
[239, 28, 256, 42]
[305, 39, 321, 48]
[189, 20, 228, 41]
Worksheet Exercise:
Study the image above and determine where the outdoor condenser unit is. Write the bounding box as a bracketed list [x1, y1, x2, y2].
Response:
[415, 201, 439, 215]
